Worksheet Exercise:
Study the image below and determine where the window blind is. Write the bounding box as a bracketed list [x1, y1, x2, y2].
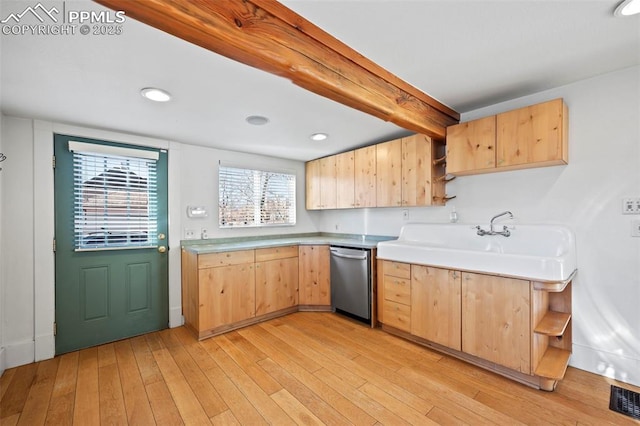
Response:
[71, 146, 159, 251]
[219, 165, 296, 228]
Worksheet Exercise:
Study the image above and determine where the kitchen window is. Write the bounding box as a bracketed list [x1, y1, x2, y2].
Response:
[219, 164, 296, 228]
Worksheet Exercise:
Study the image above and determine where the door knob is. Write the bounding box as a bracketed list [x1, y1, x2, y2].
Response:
[158, 246, 167, 253]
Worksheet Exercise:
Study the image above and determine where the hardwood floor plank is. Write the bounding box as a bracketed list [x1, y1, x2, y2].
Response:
[44, 351, 78, 426]
[215, 334, 282, 395]
[159, 329, 227, 418]
[151, 347, 211, 424]
[202, 337, 296, 425]
[97, 343, 117, 367]
[98, 363, 127, 425]
[16, 357, 59, 426]
[270, 388, 325, 425]
[259, 321, 368, 388]
[198, 354, 268, 425]
[0, 368, 17, 401]
[248, 324, 323, 374]
[238, 327, 376, 425]
[113, 340, 156, 425]
[130, 335, 164, 386]
[358, 382, 439, 425]
[426, 405, 472, 425]
[145, 380, 185, 425]
[145, 331, 167, 352]
[0, 362, 38, 420]
[72, 347, 100, 426]
[210, 409, 240, 425]
[314, 367, 409, 425]
[350, 354, 498, 426]
[224, 331, 268, 364]
[258, 357, 351, 425]
[1, 413, 20, 426]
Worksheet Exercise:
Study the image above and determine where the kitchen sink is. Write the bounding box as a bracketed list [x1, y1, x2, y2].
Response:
[376, 223, 577, 282]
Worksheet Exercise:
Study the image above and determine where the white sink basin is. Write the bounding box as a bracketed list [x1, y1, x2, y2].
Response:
[377, 223, 577, 282]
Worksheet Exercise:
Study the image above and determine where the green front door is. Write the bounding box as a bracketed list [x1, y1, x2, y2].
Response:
[54, 134, 169, 354]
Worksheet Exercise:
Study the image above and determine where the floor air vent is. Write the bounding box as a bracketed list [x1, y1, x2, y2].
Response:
[609, 385, 640, 420]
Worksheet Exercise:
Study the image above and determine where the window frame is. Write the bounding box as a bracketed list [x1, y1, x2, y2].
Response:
[218, 163, 297, 229]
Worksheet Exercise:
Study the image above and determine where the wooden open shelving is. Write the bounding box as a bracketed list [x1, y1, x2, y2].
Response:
[534, 311, 571, 336]
[535, 346, 572, 380]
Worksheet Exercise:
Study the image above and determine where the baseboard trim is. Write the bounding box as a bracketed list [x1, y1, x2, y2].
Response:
[169, 306, 183, 328]
[4, 340, 35, 370]
[0, 347, 6, 376]
[570, 343, 640, 387]
[35, 333, 55, 362]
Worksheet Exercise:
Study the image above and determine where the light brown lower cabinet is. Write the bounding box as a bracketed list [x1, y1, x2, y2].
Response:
[182, 244, 331, 340]
[411, 265, 461, 351]
[298, 245, 331, 308]
[461, 272, 530, 373]
[199, 262, 256, 331]
[255, 246, 299, 316]
[377, 259, 573, 391]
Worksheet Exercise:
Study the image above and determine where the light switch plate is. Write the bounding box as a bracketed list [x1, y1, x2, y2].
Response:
[622, 197, 640, 214]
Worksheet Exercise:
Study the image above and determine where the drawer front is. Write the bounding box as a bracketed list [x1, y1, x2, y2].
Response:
[383, 276, 411, 305]
[383, 260, 411, 279]
[255, 245, 298, 262]
[198, 250, 255, 269]
[383, 301, 411, 332]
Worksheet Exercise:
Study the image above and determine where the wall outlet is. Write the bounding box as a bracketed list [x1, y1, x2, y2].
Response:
[632, 219, 640, 237]
[622, 197, 640, 214]
[402, 209, 409, 221]
[201, 228, 209, 239]
[183, 229, 196, 239]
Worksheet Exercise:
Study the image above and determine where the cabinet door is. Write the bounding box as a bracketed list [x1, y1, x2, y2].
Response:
[335, 150, 355, 209]
[319, 156, 337, 209]
[354, 145, 376, 208]
[376, 139, 403, 207]
[402, 134, 432, 206]
[446, 116, 496, 175]
[462, 272, 531, 373]
[255, 257, 299, 316]
[298, 245, 330, 306]
[411, 266, 461, 350]
[199, 263, 255, 331]
[497, 98, 567, 168]
[305, 159, 321, 210]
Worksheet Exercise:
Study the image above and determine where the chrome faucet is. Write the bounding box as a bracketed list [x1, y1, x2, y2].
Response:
[476, 211, 513, 237]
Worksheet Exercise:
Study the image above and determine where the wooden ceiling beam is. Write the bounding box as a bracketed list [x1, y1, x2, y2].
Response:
[95, 0, 460, 138]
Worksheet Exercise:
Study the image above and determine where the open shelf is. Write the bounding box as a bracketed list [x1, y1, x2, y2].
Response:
[534, 311, 571, 336]
[535, 346, 571, 380]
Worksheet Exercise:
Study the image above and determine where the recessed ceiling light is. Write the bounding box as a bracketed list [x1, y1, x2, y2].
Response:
[246, 115, 270, 125]
[310, 133, 329, 141]
[614, 0, 640, 16]
[140, 87, 172, 102]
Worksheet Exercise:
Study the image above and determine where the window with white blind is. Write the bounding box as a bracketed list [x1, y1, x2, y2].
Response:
[70, 141, 159, 250]
[219, 164, 296, 228]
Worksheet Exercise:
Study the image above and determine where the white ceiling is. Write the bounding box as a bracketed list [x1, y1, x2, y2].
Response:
[1, 0, 638, 161]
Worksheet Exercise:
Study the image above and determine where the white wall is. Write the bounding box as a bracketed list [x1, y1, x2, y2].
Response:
[0, 111, 5, 375]
[0, 117, 317, 370]
[313, 66, 640, 386]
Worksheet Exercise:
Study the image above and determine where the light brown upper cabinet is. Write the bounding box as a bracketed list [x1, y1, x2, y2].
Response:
[376, 138, 403, 207]
[446, 98, 568, 176]
[305, 159, 321, 210]
[377, 134, 445, 207]
[305, 156, 337, 210]
[335, 150, 355, 209]
[354, 145, 377, 208]
[446, 116, 496, 174]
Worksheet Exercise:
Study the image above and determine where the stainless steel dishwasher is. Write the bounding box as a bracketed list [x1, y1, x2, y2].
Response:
[330, 246, 371, 321]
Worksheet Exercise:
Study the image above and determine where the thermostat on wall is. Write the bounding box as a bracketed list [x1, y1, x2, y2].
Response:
[187, 206, 208, 218]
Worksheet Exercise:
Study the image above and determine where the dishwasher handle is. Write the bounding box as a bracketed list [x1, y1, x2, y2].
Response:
[330, 248, 368, 260]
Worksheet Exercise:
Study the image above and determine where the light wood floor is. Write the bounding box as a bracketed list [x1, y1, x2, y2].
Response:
[1, 312, 639, 425]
